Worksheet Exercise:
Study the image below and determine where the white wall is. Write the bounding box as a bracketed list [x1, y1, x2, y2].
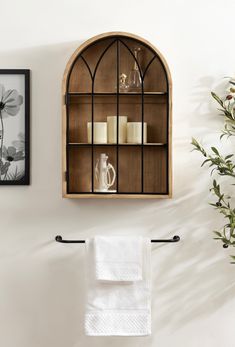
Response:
[0, 0, 235, 346]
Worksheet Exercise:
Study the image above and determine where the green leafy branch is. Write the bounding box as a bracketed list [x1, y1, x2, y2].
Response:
[191, 139, 235, 254]
[191, 138, 235, 178]
[210, 180, 235, 245]
[192, 78, 235, 262]
[211, 91, 235, 138]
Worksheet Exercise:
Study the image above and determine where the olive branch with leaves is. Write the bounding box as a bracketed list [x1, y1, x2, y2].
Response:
[191, 77, 235, 263]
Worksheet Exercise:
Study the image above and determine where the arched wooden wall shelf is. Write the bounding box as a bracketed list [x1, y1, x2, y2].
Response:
[62, 32, 172, 198]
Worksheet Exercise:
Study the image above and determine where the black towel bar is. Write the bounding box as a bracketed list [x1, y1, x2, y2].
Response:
[55, 235, 180, 244]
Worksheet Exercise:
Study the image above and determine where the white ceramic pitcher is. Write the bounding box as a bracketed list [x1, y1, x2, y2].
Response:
[95, 153, 116, 192]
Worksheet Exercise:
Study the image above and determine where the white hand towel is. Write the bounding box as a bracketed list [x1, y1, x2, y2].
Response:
[94, 236, 143, 281]
[85, 236, 151, 336]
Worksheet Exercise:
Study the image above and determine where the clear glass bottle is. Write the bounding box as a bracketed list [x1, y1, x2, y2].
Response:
[128, 48, 142, 92]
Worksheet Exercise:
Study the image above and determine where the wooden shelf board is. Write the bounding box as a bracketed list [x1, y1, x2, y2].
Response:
[68, 92, 167, 96]
[63, 193, 172, 199]
[68, 142, 167, 146]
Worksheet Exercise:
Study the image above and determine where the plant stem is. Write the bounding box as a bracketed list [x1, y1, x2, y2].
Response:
[3, 166, 9, 181]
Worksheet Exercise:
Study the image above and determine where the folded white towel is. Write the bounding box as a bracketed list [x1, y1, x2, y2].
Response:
[85, 236, 151, 336]
[94, 236, 143, 281]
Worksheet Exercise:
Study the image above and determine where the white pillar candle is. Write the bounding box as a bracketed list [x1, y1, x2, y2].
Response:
[127, 122, 147, 144]
[87, 122, 107, 144]
[107, 116, 127, 143]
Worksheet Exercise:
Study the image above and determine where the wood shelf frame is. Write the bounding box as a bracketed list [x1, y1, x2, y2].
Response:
[62, 32, 172, 199]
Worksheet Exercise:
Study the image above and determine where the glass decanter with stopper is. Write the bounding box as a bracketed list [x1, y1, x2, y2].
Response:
[128, 47, 142, 92]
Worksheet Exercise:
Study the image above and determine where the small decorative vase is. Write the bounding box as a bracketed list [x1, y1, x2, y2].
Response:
[119, 73, 129, 93]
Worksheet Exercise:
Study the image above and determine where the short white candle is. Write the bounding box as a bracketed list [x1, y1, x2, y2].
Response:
[107, 116, 127, 143]
[127, 122, 147, 144]
[87, 122, 107, 143]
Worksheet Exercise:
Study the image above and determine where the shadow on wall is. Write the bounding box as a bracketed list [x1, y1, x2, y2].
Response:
[189, 76, 228, 134]
[0, 42, 234, 347]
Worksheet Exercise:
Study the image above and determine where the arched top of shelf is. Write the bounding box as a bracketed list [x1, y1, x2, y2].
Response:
[62, 32, 172, 95]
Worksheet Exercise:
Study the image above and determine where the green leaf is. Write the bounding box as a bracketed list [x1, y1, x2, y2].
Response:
[211, 92, 224, 107]
[201, 159, 210, 167]
[213, 231, 222, 238]
[211, 147, 220, 155]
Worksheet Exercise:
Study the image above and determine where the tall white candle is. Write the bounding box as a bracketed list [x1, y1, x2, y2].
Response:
[127, 122, 147, 144]
[107, 116, 127, 143]
[87, 122, 107, 143]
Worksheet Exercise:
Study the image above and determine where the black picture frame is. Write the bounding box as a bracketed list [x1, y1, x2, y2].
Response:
[0, 69, 30, 185]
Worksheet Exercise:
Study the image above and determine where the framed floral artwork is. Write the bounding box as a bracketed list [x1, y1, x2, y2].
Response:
[0, 70, 30, 185]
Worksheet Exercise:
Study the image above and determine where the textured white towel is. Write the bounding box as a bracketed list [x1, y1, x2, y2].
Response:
[85, 236, 151, 336]
[94, 236, 143, 281]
